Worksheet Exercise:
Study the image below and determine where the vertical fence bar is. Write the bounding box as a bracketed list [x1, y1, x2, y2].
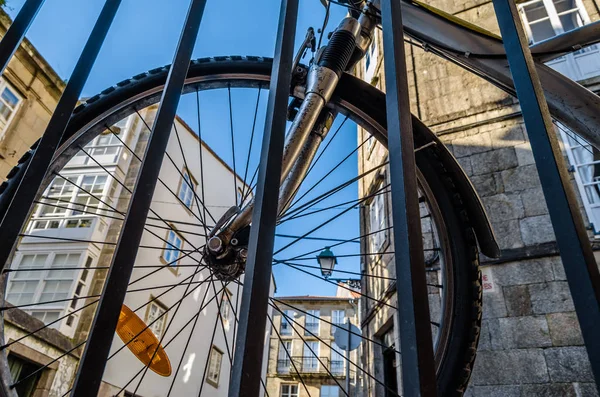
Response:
[491, 0, 600, 387]
[0, 0, 121, 269]
[380, 0, 438, 395]
[0, 0, 45, 75]
[228, 0, 298, 395]
[68, 0, 207, 395]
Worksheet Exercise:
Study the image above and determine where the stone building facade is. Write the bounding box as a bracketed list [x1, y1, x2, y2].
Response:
[265, 290, 360, 397]
[355, 0, 600, 395]
[0, 9, 64, 182]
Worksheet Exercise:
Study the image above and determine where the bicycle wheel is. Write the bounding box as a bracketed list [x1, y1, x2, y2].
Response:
[0, 56, 481, 396]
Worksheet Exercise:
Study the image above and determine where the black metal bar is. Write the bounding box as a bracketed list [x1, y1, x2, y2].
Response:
[0, 0, 45, 74]
[68, 1, 206, 395]
[491, 0, 600, 387]
[380, 0, 438, 395]
[227, 0, 298, 395]
[0, 0, 121, 270]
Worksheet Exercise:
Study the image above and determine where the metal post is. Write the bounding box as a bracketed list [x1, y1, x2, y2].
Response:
[0, 0, 45, 75]
[0, 0, 121, 270]
[69, 1, 207, 395]
[380, 0, 438, 396]
[491, 0, 600, 387]
[345, 319, 351, 394]
[228, 0, 298, 395]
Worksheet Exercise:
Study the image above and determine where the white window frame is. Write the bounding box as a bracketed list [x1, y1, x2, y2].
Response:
[330, 345, 345, 375]
[277, 340, 293, 373]
[302, 341, 320, 372]
[0, 80, 22, 140]
[364, 34, 379, 82]
[163, 228, 184, 266]
[145, 299, 168, 339]
[280, 384, 299, 397]
[206, 345, 223, 388]
[28, 173, 110, 231]
[6, 251, 85, 327]
[331, 309, 345, 335]
[518, 0, 600, 80]
[304, 309, 320, 336]
[280, 309, 294, 336]
[321, 385, 341, 397]
[557, 122, 600, 235]
[178, 169, 197, 209]
[368, 185, 388, 256]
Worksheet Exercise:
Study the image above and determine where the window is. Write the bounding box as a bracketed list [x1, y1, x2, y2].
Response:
[364, 37, 379, 81]
[519, 0, 600, 80]
[321, 385, 340, 397]
[280, 310, 294, 336]
[277, 340, 292, 373]
[163, 229, 183, 265]
[7, 354, 41, 397]
[206, 346, 223, 387]
[178, 171, 196, 209]
[145, 300, 167, 339]
[0, 81, 22, 139]
[369, 188, 388, 255]
[6, 252, 81, 327]
[30, 173, 108, 231]
[331, 310, 345, 335]
[74, 132, 123, 164]
[330, 345, 345, 375]
[557, 123, 600, 234]
[305, 309, 320, 336]
[280, 384, 298, 397]
[219, 290, 231, 329]
[302, 341, 319, 372]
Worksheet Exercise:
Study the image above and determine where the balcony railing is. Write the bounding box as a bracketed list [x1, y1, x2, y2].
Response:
[277, 356, 345, 377]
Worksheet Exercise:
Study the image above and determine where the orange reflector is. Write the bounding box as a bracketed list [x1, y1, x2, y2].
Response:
[115, 304, 172, 377]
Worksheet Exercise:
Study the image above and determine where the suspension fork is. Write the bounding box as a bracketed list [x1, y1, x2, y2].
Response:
[207, 7, 380, 256]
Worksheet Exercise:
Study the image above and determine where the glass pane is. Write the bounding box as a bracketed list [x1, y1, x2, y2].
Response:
[530, 19, 555, 42]
[559, 10, 582, 32]
[0, 103, 12, 121]
[1, 88, 19, 107]
[524, 1, 548, 21]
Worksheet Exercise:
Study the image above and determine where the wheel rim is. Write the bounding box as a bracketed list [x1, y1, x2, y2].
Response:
[0, 65, 455, 396]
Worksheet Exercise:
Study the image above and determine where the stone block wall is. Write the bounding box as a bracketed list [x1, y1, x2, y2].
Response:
[466, 258, 598, 396]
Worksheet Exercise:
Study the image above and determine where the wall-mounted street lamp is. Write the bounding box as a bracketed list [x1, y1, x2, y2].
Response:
[316, 247, 361, 289]
[317, 246, 337, 278]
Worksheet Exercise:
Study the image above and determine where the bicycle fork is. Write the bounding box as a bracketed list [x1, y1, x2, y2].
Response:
[205, 5, 380, 280]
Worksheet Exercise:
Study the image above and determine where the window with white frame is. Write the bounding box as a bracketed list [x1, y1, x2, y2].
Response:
[0, 80, 22, 139]
[519, 0, 600, 80]
[280, 384, 298, 397]
[557, 123, 600, 234]
[30, 173, 108, 231]
[219, 290, 231, 329]
[330, 344, 345, 375]
[163, 229, 183, 265]
[206, 346, 223, 387]
[369, 187, 388, 255]
[331, 309, 345, 335]
[277, 340, 292, 373]
[145, 300, 167, 339]
[321, 385, 341, 397]
[178, 170, 196, 209]
[280, 310, 294, 336]
[302, 341, 319, 372]
[304, 309, 320, 336]
[6, 252, 81, 327]
[364, 36, 379, 82]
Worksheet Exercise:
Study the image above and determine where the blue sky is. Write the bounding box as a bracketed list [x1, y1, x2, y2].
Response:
[5, 0, 363, 297]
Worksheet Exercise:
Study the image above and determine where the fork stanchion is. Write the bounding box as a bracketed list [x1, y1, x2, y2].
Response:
[228, 0, 298, 396]
[380, 0, 438, 396]
[0, 0, 121, 270]
[491, 0, 600, 388]
[68, 1, 207, 395]
[0, 0, 45, 74]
